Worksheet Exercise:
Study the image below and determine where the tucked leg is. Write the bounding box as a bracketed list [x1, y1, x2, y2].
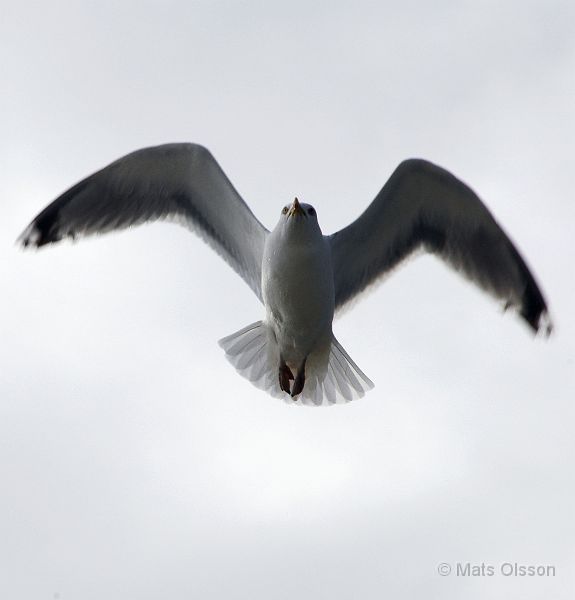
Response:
[291, 357, 307, 399]
[279, 360, 294, 394]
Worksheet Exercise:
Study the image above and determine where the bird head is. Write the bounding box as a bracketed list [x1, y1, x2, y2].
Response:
[273, 197, 322, 241]
[280, 197, 317, 220]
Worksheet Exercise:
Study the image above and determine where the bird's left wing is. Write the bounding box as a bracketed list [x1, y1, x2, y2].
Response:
[329, 159, 551, 333]
[18, 143, 268, 299]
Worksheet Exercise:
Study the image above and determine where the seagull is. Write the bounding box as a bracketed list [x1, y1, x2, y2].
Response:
[18, 143, 552, 405]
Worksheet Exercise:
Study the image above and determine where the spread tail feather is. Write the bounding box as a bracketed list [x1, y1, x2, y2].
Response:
[218, 321, 284, 400]
[218, 322, 374, 406]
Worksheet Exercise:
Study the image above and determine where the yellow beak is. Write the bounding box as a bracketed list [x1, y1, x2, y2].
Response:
[288, 197, 304, 217]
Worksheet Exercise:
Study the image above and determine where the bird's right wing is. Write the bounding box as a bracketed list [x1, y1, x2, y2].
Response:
[18, 143, 269, 300]
[329, 159, 552, 334]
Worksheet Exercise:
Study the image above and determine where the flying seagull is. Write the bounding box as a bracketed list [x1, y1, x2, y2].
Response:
[18, 143, 552, 405]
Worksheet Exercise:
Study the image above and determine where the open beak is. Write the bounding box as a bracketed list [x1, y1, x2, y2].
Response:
[288, 197, 305, 218]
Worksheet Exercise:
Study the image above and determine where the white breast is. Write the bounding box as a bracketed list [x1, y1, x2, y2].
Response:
[262, 228, 334, 363]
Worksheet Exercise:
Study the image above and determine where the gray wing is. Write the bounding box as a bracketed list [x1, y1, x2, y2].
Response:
[329, 159, 552, 334]
[18, 143, 268, 299]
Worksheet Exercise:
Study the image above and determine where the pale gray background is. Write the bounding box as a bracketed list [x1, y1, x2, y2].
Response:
[1, 1, 574, 599]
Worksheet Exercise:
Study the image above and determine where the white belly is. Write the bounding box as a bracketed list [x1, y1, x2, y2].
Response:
[262, 233, 334, 365]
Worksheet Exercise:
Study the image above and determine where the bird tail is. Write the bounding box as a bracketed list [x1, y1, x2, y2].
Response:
[324, 336, 374, 403]
[218, 321, 285, 400]
[218, 322, 374, 406]
[296, 336, 374, 405]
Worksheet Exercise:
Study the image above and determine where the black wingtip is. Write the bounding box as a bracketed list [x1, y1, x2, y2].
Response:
[521, 293, 553, 338]
[17, 216, 62, 249]
[17, 223, 39, 249]
[18, 174, 90, 249]
[502, 237, 553, 338]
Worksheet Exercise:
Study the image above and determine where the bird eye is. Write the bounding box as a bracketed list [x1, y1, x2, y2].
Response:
[307, 207, 316, 216]
[282, 206, 288, 215]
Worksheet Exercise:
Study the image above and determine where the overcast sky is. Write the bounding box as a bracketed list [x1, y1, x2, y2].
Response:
[1, 1, 574, 599]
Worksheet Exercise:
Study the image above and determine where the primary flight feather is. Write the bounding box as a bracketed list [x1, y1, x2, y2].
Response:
[19, 143, 552, 405]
